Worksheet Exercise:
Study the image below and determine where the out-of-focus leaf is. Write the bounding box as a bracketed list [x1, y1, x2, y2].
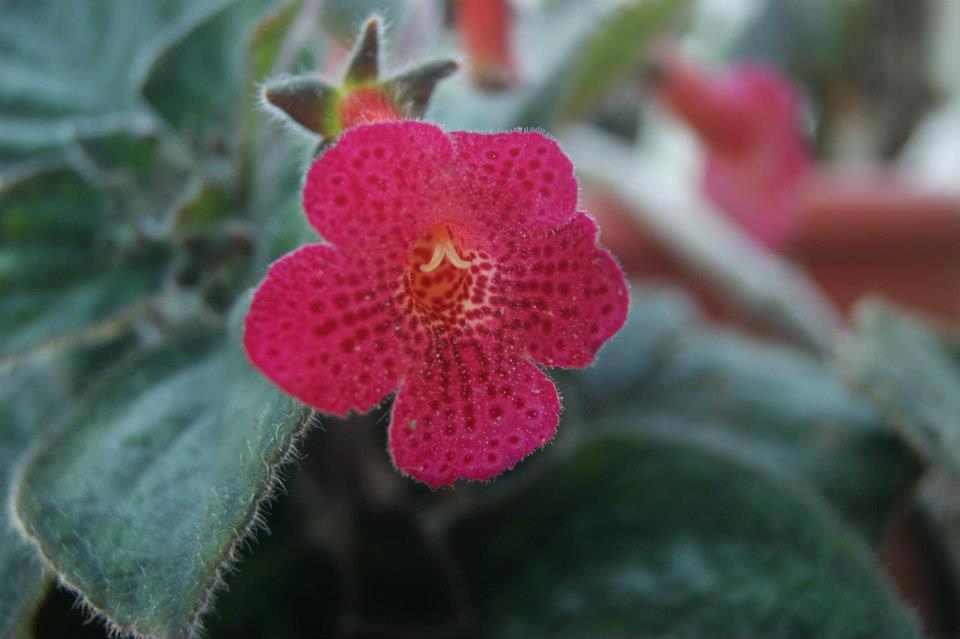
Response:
[0, 170, 166, 360]
[249, 0, 303, 83]
[0, 357, 71, 638]
[570, 289, 919, 541]
[2, 270, 159, 361]
[13, 307, 309, 637]
[452, 434, 921, 639]
[557, 0, 688, 119]
[839, 299, 960, 477]
[232, 0, 318, 281]
[240, 0, 309, 188]
[0, 0, 230, 169]
[170, 181, 234, 234]
[142, 0, 276, 157]
[257, 195, 314, 268]
[76, 132, 197, 234]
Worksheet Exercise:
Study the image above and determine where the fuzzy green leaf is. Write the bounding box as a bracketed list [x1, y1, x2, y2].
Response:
[0, 0, 233, 169]
[452, 434, 921, 639]
[248, 0, 304, 83]
[840, 299, 960, 478]
[557, 0, 689, 119]
[142, 0, 276, 156]
[0, 357, 73, 638]
[13, 320, 308, 637]
[570, 290, 920, 541]
[0, 170, 167, 360]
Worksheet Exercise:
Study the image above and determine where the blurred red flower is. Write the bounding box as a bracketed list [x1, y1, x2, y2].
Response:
[653, 47, 812, 249]
[456, 0, 517, 90]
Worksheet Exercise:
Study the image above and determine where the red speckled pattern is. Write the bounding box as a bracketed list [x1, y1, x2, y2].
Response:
[448, 130, 578, 238]
[493, 213, 629, 368]
[655, 51, 812, 249]
[302, 122, 452, 257]
[246, 121, 628, 487]
[389, 340, 559, 485]
[243, 244, 406, 416]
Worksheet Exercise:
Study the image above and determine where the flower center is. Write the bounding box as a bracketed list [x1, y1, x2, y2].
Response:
[405, 224, 488, 328]
[419, 225, 471, 273]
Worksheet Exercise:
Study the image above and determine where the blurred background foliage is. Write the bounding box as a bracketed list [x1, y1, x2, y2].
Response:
[3, 0, 960, 637]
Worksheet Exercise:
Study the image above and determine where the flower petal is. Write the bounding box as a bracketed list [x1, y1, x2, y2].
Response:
[303, 121, 453, 255]
[449, 130, 577, 239]
[388, 340, 559, 487]
[497, 213, 628, 368]
[243, 244, 406, 416]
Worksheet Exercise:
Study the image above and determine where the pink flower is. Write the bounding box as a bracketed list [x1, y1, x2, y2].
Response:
[653, 47, 813, 249]
[244, 121, 628, 487]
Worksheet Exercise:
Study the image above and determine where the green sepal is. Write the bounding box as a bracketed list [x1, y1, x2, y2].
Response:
[343, 16, 381, 86]
[262, 77, 341, 137]
[260, 13, 458, 143]
[384, 59, 460, 118]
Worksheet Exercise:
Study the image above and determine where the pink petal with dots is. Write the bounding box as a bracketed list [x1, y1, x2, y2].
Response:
[244, 244, 406, 416]
[448, 130, 577, 240]
[303, 121, 454, 256]
[496, 212, 629, 368]
[388, 339, 560, 487]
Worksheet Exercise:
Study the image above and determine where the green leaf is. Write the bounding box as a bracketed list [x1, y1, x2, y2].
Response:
[557, 0, 689, 119]
[2, 271, 158, 361]
[13, 316, 309, 637]
[0, 168, 104, 247]
[75, 132, 198, 232]
[0, 357, 72, 638]
[248, 0, 304, 83]
[839, 299, 960, 478]
[0, 169, 166, 360]
[142, 0, 276, 156]
[571, 289, 919, 541]
[451, 434, 921, 639]
[0, 0, 231, 169]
